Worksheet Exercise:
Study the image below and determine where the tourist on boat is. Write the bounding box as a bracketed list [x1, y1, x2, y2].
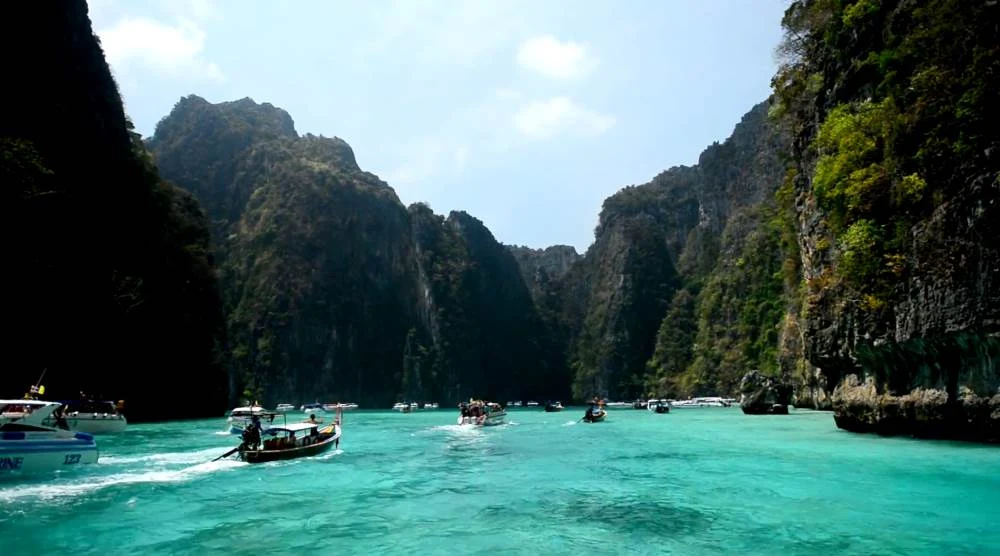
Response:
[307, 413, 319, 424]
[53, 407, 70, 430]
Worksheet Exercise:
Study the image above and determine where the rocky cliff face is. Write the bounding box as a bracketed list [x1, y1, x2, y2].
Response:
[508, 245, 580, 303]
[773, 0, 999, 439]
[2, 2, 227, 419]
[562, 102, 793, 401]
[150, 97, 425, 408]
[150, 98, 563, 407]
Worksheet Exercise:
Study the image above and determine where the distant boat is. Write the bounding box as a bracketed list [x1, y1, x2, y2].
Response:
[275, 403, 296, 413]
[544, 401, 564, 412]
[300, 402, 325, 413]
[671, 397, 732, 408]
[647, 399, 671, 414]
[0, 399, 99, 475]
[324, 403, 358, 411]
[582, 405, 607, 423]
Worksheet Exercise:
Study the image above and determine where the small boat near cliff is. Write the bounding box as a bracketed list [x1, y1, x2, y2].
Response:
[0, 399, 99, 476]
[300, 402, 325, 414]
[648, 399, 671, 414]
[458, 400, 506, 426]
[544, 401, 564, 412]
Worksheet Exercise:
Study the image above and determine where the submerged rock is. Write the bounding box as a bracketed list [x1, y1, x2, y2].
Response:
[739, 370, 792, 414]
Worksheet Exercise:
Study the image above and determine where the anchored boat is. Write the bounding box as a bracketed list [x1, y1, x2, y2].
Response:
[41, 399, 127, 434]
[544, 401, 564, 412]
[0, 399, 99, 476]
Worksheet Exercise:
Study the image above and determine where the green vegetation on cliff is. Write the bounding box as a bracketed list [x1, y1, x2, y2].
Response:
[151, 98, 422, 408]
[3, 2, 226, 419]
[772, 0, 1000, 418]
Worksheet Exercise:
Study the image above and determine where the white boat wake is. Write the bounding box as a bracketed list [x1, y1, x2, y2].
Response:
[99, 447, 226, 466]
[0, 458, 244, 502]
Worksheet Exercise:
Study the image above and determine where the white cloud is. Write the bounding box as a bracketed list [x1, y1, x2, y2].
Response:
[383, 139, 470, 189]
[513, 97, 615, 140]
[97, 5, 225, 82]
[516, 35, 596, 80]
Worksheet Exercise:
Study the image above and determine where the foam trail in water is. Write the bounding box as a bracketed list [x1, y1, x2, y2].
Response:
[0, 459, 245, 502]
[562, 421, 578, 427]
[100, 447, 228, 466]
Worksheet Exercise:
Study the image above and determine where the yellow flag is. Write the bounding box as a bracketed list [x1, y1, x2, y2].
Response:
[38, 385, 45, 395]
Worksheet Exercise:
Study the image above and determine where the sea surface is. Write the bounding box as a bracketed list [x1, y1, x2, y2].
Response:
[1, 407, 998, 555]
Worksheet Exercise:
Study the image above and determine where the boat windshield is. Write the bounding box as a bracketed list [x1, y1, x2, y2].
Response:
[61, 400, 116, 413]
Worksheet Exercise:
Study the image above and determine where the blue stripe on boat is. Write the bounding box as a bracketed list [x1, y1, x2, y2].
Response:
[0, 445, 98, 454]
[1, 432, 26, 440]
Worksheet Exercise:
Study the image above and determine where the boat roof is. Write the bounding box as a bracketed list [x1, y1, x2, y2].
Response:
[0, 399, 58, 407]
[231, 406, 275, 413]
[264, 422, 320, 433]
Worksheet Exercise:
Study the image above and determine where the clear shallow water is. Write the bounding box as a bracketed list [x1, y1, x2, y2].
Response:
[2, 408, 998, 555]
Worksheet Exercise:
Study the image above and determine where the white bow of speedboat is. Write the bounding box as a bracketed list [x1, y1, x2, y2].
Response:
[1, 399, 99, 476]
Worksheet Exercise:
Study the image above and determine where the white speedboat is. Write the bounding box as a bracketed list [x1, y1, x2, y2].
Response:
[0, 399, 99, 476]
[457, 401, 506, 426]
[671, 396, 733, 408]
[325, 403, 358, 411]
[226, 405, 278, 435]
[275, 403, 296, 413]
[424, 402, 439, 409]
[300, 402, 325, 414]
[605, 401, 631, 409]
[41, 400, 127, 434]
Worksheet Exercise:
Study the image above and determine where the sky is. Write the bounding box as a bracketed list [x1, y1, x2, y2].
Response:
[87, 0, 789, 252]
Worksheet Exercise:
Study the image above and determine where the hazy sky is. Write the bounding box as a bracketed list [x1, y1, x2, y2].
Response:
[88, 0, 788, 252]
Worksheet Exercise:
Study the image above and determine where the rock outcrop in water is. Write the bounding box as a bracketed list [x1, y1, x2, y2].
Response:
[2, 2, 227, 419]
[738, 370, 792, 415]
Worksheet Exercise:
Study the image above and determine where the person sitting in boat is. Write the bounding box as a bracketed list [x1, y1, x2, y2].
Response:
[307, 413, 319, 424]
[585, 405, 594, 421]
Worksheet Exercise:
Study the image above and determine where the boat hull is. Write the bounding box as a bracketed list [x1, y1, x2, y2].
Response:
[44, 415, 126, 434]
[0, 431, 99, 476]
[240, 426, 340, 464]
[457, 413, 506, 426]
[583, 411, 607, 423]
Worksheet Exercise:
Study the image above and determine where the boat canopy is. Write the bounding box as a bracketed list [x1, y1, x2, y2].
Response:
[263, 422, 320, 435]
[231, 406, 277, 416]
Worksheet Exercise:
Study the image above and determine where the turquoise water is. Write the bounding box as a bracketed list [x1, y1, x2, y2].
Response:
[2, 408, 998, 555]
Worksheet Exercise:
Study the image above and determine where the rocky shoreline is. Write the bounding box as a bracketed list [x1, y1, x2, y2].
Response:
[832, 375, 1000, 443]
